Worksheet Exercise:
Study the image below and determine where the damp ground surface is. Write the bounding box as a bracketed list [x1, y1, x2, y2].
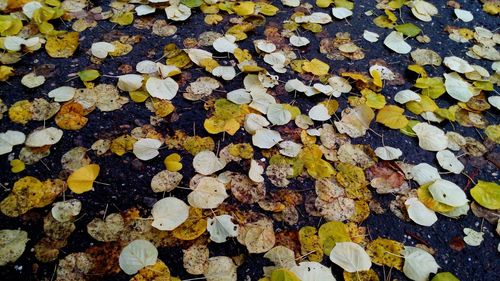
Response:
[0, 1, 499, 281]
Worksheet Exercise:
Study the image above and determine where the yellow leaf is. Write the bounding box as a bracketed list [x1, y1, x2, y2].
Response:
[110, 134, 137, 156]
[366, 238, 404, 270]
[370, 69, 383, 88]
[45, 32, 79, 58]
[228, 143, 254, 159]
[129, 91, 149, 103]
[318, 221, 351, 255]
[131, 260, 171, 281]
[256, 2, 279, 16]
[110, 11, 134, 26]
[67, 164, 100, 194]
[164, 153, 183, 172]
[182, 135, 215, 155]
[362, 89, 386, 109]
[406, 95, 438, 114]
[470, 180, 500, 210]
[232, 1, 256, 16]
[316, 0, 334, 8]
[336, 163, 367, 190]
[234, 48, 252, 62]
[205, 14, 223, 25]
[485, 125, 500, 144]
[270, 269, 300, 281]
[376, 105, 409, 129]
[0, 176, 44, 217]
[0, 65, 14, 82]
[302, 59, 330, 76]
[298, 226, 323, 262]
[343, 269, 380, 281]
[172, 207, 207, 240]
[8, 100, 32, 125]
[10, 159, 25, 173]
[407, 64, 428, 77]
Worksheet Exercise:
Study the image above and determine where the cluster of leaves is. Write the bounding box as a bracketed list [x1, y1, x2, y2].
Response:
[0, 0, 499, 281]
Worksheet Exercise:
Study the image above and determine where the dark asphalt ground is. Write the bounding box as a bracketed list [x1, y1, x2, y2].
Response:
[0, 0, 499, 280]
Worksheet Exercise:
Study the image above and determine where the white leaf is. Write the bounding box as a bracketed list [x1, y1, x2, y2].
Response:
[402, 246, 439, 281]
[395, 90, 421, 104]
[184, 48, 213, 65]
[133, 138, 162, 161]
[454, 9, 473, 22]
[488, 96, 500, 110]
[412, 123, 448, 151]
[249, 91, 276, 114]
[285, 79, 308, 93]
[151, 197, 189, 231]
[313, 83, 334, 95]
[165, 4, 191, 21]
[444, 72, 474, 102]
[207, 215, 239, 243]
[331, 7, 352, 19]
[410, 163, 441, 185]
[193, 150, 226, 175]
[267, 104, 292, 125]
[204, 256, 237, 281]
[263, 52, 286, 66]
[463, 228, 484, 246]
[136, 5, 156, 16]
[290, 35, 310, 47]
[0, 130, 26, 155]
[136, 60, 158, 74]
[440, 203, 469, 218]
[291, 262, 336, 281]
[329, 242, 372, 272]
[119, 240, 158, 275]
[255, 40, 276, 53]
[436, 150, 464, 174]
[227, 89, 251, 104]
[252, 128, 282, 149]
[384, 31, 412, 54]
[145, 77, 178, 100]
[363, 30, 380, 42]
[118, 74, 144, 92]
[375, 146, 403, 160]
[212, 66, 236, 81]
[48, 86, 76, 102]
[249, 160, 264, 183]
[91, 42, 116, 59]
[411, 0, 438, 22]
[21, 73, 45, 88]
[369, 65, 396, 80]
[213, 35, 237, 53]
[309, 104, 331, 121]
[51, 199, 82, 223]
[3, 36, 27, 51]
[405, 198, 437, 227]
[327, 76, 351, 97]
[443, 56, 474, 73]
[244, 113, 270, 134]
[279, 141, 302, 157]
[0, 229, 29, 266]
[25, 127, 63, 147]
[428, 179, 468, 207]
[188, 177, 228, 209]
[22, 1, 43, 18]
[282, 0, 300, 7]
[157, 63, 181, 78]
